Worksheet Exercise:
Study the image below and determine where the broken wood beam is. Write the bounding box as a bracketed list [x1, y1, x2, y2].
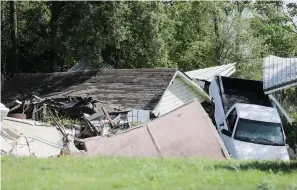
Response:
[102, 107, 115, 128]
[32, 95, 44, 102]
[82, 113, 95, 133]
[9, 103, 21, 112]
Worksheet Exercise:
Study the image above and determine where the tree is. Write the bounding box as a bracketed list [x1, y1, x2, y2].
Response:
[167, 1, 216, 71]
[251, 1, 297, 57]
[1, 1, 296, 76]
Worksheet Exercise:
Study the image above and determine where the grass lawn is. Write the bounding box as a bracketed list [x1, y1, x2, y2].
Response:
[1, 156, 297, 190]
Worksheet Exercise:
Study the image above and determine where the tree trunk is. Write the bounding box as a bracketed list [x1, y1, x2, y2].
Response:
[49, 1, 65, 71]
[1, 1, 7, 76]
[9, 0, 18, 73]
[213, 15, 221, 65]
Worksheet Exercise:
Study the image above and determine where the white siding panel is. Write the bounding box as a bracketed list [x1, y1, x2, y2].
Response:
[153, 77, 204, 116]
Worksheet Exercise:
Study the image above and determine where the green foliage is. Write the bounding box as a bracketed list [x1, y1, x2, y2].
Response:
[234, 58, 263, 80]
[251, 1, 297, 57]
[168, 2, 216, 70]
[2, 0, 297, 123]
[1, 1, 296, 76]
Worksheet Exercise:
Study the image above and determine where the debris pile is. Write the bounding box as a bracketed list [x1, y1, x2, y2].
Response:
[81, 109, 131, 138]
[0, 103, 9, 121]
[1, 116, 79, 157]
[1, 95, 133, 155]
[1, 65, 295, 160]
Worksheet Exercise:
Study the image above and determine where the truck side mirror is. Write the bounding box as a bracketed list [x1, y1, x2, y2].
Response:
[221, 129, 232, 137]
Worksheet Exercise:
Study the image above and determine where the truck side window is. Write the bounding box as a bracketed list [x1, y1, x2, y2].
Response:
[226, 108, 237, 132]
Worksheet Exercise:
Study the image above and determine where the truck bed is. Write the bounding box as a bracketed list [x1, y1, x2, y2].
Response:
[217, 76, 273, 113]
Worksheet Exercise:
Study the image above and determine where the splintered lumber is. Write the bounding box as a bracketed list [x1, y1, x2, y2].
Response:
[102, 107, 115, 128]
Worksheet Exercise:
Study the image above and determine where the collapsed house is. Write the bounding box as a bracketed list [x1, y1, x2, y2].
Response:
[1, 60, 295, 160]
[1, 69, 210, 120]
[84, 100, 230, 160]
[0, 68, 213, 152]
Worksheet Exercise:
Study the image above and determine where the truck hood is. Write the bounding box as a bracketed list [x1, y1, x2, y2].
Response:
[235, 104, 281, 123]
[234, 140, 289, 161]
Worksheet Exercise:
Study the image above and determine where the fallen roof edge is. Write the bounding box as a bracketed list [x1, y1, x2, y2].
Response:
[176, 71, 210, 101]
[264, 81, 297, 94]
[151, 70, 211, 116]
[153, 99, 200, 120]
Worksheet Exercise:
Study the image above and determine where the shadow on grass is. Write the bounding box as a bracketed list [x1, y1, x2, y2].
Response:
[215, 160, 297, 174]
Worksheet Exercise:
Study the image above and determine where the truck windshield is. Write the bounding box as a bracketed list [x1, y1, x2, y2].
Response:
[234, 119, 285, 146]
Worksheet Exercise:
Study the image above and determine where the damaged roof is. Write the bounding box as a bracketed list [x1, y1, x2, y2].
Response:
[84, 100, 229, 160]
[263, 55, 297, 94]
[185, 63, 236, 82]
[1, 69, 178, 110]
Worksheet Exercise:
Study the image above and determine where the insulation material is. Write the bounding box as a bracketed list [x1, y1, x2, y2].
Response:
[1, 117, 64, 157]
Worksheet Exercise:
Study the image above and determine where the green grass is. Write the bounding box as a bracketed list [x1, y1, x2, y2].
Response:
[1, 156, 297, 190]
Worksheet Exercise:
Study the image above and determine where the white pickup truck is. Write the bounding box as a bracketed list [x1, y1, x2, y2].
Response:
[209, 76, 289, 160]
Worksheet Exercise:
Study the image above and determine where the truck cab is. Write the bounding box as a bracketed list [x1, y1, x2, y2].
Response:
[209, 75, 290, 160]
[218, 103, 289, 160]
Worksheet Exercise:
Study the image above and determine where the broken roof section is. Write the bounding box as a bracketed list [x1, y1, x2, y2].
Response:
[185, 63, 236, 82]
[1, 117, 64, 157]
[1, 69, 209, 112]
[84, 100, 229, 160]
[68, 62, 113, 72]
[263, 55, 297, 94]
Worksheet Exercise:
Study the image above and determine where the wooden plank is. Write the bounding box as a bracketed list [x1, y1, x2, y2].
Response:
[102, 107, 115, 128]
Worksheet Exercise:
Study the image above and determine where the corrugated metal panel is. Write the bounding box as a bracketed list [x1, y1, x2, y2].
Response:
[152, 76, 205, 117]
[67, 61, 113, 72]
[185, 63, 236, 82]
[263, 55, 297, 94]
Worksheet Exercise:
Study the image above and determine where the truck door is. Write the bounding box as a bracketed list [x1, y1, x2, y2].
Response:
[220, 108, 238, 157]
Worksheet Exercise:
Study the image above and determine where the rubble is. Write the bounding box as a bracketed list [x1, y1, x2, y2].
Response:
[1, 96, 230, 160]
[1, 116, 81, 157]
[0, 103, 9, 121]
[2, 95, 133, 152]
[0, 64, 295, 160]
[1, 117, 64, 157]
